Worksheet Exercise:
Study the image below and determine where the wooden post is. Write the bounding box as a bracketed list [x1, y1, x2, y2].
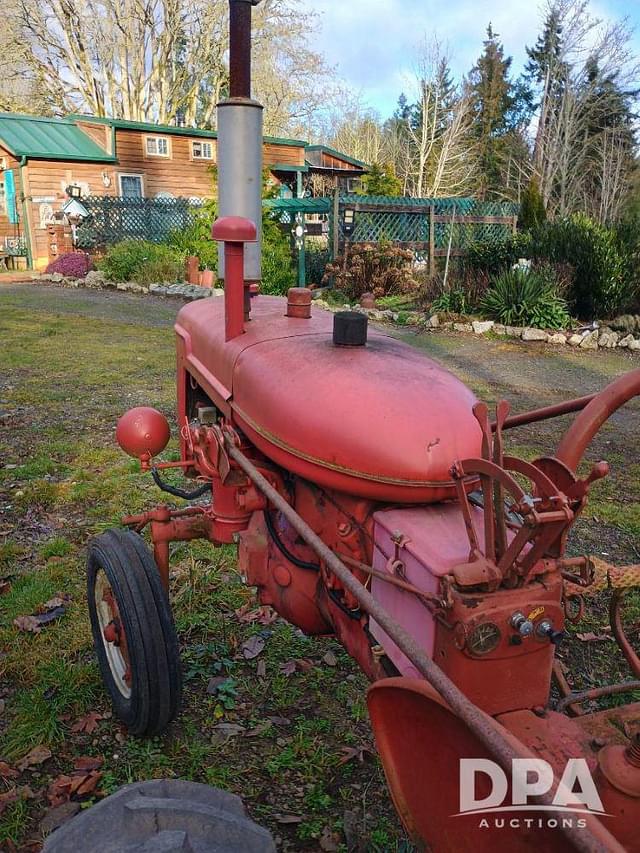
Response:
[428, 205, 435, 277]
[331, 187, 340, 261]
[512, 214, 518, 235]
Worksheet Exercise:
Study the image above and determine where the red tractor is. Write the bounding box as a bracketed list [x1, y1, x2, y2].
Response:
[87, 216, 640, 853]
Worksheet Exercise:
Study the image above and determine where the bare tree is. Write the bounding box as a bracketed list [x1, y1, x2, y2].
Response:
[13, 0, 332, 132]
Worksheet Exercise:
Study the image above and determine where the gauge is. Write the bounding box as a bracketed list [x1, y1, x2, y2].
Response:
[467, 622, 501, 656]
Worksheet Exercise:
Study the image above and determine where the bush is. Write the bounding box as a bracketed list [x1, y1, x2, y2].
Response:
[480, 267, 571, 329]
[135, 257, 184, 286]
[261, 213, 296, 295]
[98, 240, 184, 284]
[430, 287, 474, 315]
[519, 179, 546, 231]
[167, 220, 218, 272]
[464, 233, 532, 277]
[45, 252, 92, 278]
[530, 215, 627, 319]
[322, 242, 417, 303]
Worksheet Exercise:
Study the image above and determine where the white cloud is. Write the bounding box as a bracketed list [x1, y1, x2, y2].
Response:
[300, 0, 639, 114]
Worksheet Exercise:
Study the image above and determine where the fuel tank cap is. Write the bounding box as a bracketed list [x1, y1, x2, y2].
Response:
[333, 311, 368, 347]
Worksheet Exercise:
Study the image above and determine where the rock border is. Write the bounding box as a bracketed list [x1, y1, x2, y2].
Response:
[312, 299, 640, 353]
[29, 273, 640, 353]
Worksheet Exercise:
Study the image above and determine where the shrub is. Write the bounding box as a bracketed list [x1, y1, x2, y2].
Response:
[464, 233, 532, 277]
[98, 240, 184, 283]
[480, 267, 571, 330]
[45, 252, 92, 278]
[519, 179, 546, 231]
[261, 212, 296, 295]
[166, 203, 218, 272]
[322, 242, 417, 303]
[530, 215, 627, 319]
[430, 288, 474, 315]
[135, 257, 184, 286]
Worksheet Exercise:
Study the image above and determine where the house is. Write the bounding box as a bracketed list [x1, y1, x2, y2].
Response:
[0, 113, 366, 268]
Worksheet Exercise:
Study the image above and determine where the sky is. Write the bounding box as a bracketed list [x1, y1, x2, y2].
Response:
[301, 0, 640, 117]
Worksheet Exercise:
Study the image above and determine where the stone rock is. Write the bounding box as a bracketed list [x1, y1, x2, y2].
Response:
[618, 334, 635, 348]
[522, 327, 548, 342]
[628, 338, 640, 351]
[50, 272, 63, 283]
[493, 324, 507, 335]
[405, 312, 422, 325]
[610, 314, 640, 335]
[547, 333, 567, 344]
[426, 313, 439, 328]
[360, 292, 376, 309]
[580, 330, 599, 350]
[598, 331, 619, 348]
[211, 287, 224, 297]
[505, 326, 523, 338]
[453, 322, 473, 333]
[84, 270, 106, 288]
[472, 320, 494, 335]
[568, 334, 583, 347]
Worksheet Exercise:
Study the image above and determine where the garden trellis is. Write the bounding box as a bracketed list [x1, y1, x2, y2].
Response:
[76, 197, 202, 249]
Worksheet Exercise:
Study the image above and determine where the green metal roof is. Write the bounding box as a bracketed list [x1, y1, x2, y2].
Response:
[0, 113, 116, 162]
[68, 115, 308, 148]
[305, 145, 368, 169]
[264, 197, 331, 213]
[270, 162, 308, 173]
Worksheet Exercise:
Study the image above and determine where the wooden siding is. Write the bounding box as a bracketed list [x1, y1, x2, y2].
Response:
[24, 160, 114, 267]
[0, 146, 23, 247]
[75, 121, 113, 154]
[114, 129, 215, 199]
[263, 142, 305, 167]
[320, 151, 363, 170]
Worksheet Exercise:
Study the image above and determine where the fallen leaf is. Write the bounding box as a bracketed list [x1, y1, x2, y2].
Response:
[13, 615, 42, 633]
[37, 597, 66, 612]
[323, 650, 338, 667]
[34, 606, 66, 626]
[0, 762, 18, 779]
[74, 770, 102, 797]
[256, 659, 266, 678]
[70, 711, 103, 734]
[319, 825, 340, 852]
[576, 632, 610, 642]
[266, 715, 291, 726]
[16, 745, 52, 772]
[0, 580, 11, 596]
[280, 660, 297, 677]
[245, 721, 271, 738]
[73, 756, 103, 771]
[338, 745, 374, 765]
[241, 635, 265, 659]
[235, 604, 277, 625]
[0, 789, 18, 816]
[273, 814, 303, 824]
[206, 676, 228, 695]
[39, 801, 81, 834]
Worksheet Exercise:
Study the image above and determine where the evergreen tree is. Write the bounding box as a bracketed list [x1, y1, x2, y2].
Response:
[519, 178, 547, 230]
[469, 24, 528, 198]
[359, 162, 402, 197]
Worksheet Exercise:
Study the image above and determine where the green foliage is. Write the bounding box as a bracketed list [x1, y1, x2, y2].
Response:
[98, 240, 184, 284]
[359, 161, 402, 197]
[465, 232, 532, 276]
[530, 214, 627, 318]
[480, 267, 570, 329]
[166, 217, 218, 272]
[431, 287, 473, 315]
[261, 213, 296, 295]
[519, 178, 546, 230]
[323, 242, 417, 303]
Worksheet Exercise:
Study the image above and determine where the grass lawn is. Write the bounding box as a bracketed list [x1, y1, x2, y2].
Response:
[0, 284, 638, 851]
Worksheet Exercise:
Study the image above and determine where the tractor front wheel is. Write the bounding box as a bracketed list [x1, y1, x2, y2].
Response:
[87, 528, 181, 736]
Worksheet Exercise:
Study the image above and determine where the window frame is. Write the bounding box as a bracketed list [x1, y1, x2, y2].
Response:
[117, 173, 145, 198]
[144, 136, 171, 158]
[191, 140, 214, 161]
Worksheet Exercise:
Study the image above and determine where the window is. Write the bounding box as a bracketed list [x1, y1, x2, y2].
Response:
[145, 136, 170, 157]
[118, 174, 144, 198]
[192, 140, 213, 160]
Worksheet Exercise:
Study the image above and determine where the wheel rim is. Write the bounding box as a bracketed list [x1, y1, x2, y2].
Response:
[95, 569, 132, 698]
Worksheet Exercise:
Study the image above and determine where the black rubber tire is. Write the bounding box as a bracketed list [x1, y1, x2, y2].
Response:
[87, 528, 182, 736]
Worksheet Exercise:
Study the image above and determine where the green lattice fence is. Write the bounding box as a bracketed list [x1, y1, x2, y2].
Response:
[76, 197, 202, 249]
[337, 195, 518, 256]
